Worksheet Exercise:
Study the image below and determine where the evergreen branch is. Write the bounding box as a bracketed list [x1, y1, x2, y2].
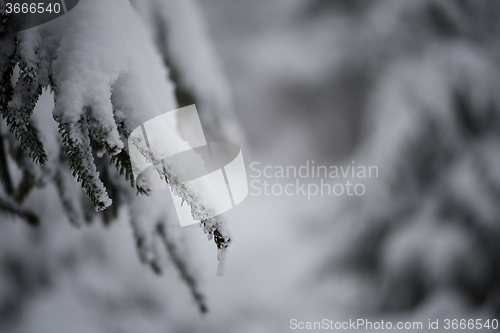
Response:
[129, 215, 162, 274]
[94, 155, 129, 226]
[3, 52, 47, 164]
[0, 12, 16, 112]
[156, 223, 208, 314]
[98, 165, 118, 225]
[3, 27, 61, 167]
[0, 133, 14, 195]
[4, 129, 43, 202]
[87, 108, 122, 156]
[109, 148, 149, 195]
[153, 10, 197, 110]
[201, 216, 231, 276]
[110, 150, 134, 187]
[12, 170, 36, 203]
[56, 117, 112, 211]
[0, 195, 39, 226]
[88, 108, 142, 210]
[201, 216, 231, 250]
[53, 164, 85, 227]
[112, 116, 147, 195]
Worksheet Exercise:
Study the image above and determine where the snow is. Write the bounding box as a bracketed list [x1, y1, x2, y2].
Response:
[1, 0, 500, 332]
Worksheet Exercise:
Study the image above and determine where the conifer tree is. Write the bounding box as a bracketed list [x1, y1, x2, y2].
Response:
[0, 0, 241, 315]
[320, 0, 500, 315]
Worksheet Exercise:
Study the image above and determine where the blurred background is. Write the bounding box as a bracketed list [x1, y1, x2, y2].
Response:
[1, 0, 500, 332]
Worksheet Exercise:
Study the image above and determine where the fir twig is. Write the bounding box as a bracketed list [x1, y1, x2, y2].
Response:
[0, 196, 39, 226]
[56, 117, 112, 211]
[157, 223, 208, 314]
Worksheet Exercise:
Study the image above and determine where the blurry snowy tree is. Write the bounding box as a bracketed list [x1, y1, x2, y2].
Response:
[319, 0, 500, 315]
[0, 0, 241, 318]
